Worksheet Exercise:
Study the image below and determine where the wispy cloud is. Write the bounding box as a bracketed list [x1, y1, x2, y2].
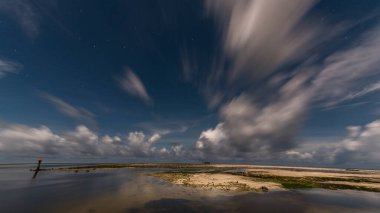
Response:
[321, 82, 380, 109]
[39, 92, 97, 127]
[198, 0, 320, 105]
[0, 58, 22, 78]
[0, 0, 69, 38]
[117, 67, 152, 105]
[192, 0, 318, 160]
[137, 119, 193, 136]
[206, 0, 317, 81]
[347, 82, 380, 100]
[190, 1, 380, 162]
[312, 26, 380, 107]
[0, 0, 41, 38]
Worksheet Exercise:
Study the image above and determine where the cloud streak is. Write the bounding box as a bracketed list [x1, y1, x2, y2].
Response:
[193, 0, 321, 107]
[190, 1, 380, 163]
[206, 0, 317, 81]
[0, 0, 41, 38]
[39, 92, 97, 127]
[312, 26, 380, 107]
[0, 58, 22, 78]
[118, 68, 152, 105]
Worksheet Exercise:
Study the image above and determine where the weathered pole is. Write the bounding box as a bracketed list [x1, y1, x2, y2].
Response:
[32, 157, 43, 179]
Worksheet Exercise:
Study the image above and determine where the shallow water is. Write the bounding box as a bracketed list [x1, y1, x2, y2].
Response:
[0, 164, 379, 213]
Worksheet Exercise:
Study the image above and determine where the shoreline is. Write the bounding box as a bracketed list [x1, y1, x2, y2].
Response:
[33, 163, 380, 193]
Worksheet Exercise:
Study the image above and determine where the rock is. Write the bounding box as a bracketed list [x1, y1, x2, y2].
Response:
[261, 186, 269, 192]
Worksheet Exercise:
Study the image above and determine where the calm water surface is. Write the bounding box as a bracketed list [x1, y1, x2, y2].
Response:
[0, 164, 379, 213]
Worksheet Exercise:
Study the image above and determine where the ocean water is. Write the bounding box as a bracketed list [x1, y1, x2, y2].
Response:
[0, 164, 379, 213]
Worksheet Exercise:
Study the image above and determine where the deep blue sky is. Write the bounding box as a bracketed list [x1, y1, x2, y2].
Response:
[0, 0, 380, 167]
[0, 1, 215, 134]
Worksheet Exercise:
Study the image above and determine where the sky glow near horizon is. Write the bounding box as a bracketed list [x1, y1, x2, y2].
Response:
[0, 0, 380, 168]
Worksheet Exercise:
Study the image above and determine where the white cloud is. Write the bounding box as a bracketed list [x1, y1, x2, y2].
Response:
[126, 131, 150, 156]
[170, 143, 185, 157]
[101, 135, 121, 144]
[0, 123, 183, 159]
[347, 126, 361, 138]
[39, 92, 96, 127]
[185, 0, 346, 110]
[0, 124, 65, 155]
[0, 58, 22, 78]
[193, 72, 313, 160]
[283, 119, 380, 167]
[202, 0, 380, 108]
[148, 133, 161, 143]
[118, 68, 152, 105]
[286, 150, 313, 160]
[196, 123, 226, 149]
[191, 1, 380, 162]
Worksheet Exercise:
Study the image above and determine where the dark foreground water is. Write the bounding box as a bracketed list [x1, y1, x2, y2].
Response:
[0, 164, 379, 213]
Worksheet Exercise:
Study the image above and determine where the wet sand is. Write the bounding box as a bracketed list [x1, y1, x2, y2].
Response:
[150, 172, 283, 192]
[51, 163, 380, 192]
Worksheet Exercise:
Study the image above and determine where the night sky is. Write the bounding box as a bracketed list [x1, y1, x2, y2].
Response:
[0, 0, 380, 168]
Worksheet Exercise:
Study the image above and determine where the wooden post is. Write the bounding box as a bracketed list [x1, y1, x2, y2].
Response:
[32, 156, 43, 179]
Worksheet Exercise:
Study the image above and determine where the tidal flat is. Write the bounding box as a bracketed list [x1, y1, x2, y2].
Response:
[1, 163, 380, 212]
[50, 163, 380, 193]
